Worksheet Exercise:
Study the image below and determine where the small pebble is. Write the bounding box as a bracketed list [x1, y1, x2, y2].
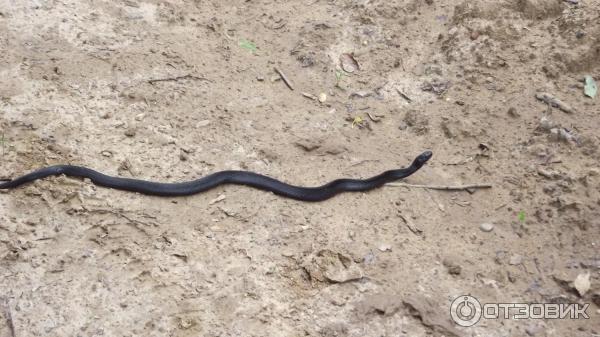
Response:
[480, 223, 494, 232]
[318, 92, 327, 103]
[196, 120, 211, 127]
[124, 128, 136, 137]
[509, 254, 523, 265]
[574, 272, 591, 297]
[135, 113, 145, 121]
[378, 244, 392, 252]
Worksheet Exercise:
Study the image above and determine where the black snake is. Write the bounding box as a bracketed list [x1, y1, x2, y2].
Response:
[0, 151, 432, 202]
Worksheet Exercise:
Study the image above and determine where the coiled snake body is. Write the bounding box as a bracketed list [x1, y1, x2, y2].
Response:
[0, 151, 432, 202]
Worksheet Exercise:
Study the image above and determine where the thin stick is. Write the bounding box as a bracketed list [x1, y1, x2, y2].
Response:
[396, 88, 412, 102]
[0, 133, 5, 157]
[386, 183, 492, 191]
[148, 74, 210, 84]
[1, 297, 16, 337]
[274, 67, 294, 90]
[301, 92, 317, 100]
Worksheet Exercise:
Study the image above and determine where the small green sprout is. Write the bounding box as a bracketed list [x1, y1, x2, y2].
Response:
[239, 39, 257, 53]
[518, 211, 525, 223]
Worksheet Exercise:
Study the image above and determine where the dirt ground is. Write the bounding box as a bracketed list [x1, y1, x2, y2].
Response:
[1, 0, 599, 336]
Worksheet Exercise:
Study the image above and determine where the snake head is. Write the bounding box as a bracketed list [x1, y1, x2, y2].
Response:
[413, 151, 433, 168]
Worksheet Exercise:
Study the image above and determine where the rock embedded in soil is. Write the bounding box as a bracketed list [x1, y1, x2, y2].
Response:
[480, 223, 494, 232]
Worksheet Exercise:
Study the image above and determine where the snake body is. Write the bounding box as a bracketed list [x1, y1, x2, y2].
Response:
[0, 151, 432, 202]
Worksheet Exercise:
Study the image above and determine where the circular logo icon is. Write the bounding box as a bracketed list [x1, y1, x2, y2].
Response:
[450, 295, 482, 327]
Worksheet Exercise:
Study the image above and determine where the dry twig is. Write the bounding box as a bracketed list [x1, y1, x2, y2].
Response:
[274, 67, 294, 90]
[386, 183, 492, 191]
[148, 74, 210, 84]
[1, 297, 16, 337]
[396, 88, 412, 102]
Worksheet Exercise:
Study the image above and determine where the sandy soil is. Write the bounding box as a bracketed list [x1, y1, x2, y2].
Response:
[1, 0, 599, 336]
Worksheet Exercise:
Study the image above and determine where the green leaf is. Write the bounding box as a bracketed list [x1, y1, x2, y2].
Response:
[239, 39, 257, 52]
[584, 75, 597, 98]
[518, 211, 525, 222]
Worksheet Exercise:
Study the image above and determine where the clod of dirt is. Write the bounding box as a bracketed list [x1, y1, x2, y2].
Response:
[302, 249, 363, 283]
[515, 0, 563, 19]
[535, 92, 575, 113]
[538, 115, 557, 131]
[542, 64, 561, 79]
[179, 151, 188, 161]
[319, 322, 348, 337]
[421, 78, 450, 95]
[548, 127, 577, 143]
[118, 160, 133, 175]
[403, 110, 429, 135]
[507, 107, 520, 117]
[294, 137, 347, 155]
[440, 117, 479, 138]
[537, 116, 578, 143]
[294, 138, 321, 152]
[124, 127, 137, 137]
[357, 293, 403, 316]
[442, 257, 462, 275]
[321, 142, 347, 155]
[402, 295, 460, 337]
